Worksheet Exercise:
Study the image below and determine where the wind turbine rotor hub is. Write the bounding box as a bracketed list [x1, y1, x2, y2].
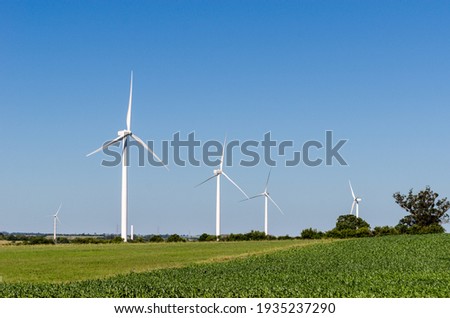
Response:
[118, 130, 132, 137]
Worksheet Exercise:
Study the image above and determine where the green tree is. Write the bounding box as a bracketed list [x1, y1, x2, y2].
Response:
[111, 236, 124, 244]
[393, 186, 450, 228]
[198, 233, 209, 242]
[245, 231, 267, 241]
[167, 234, 186, 243]
[301, 228, 324, 239]
[335, 214, 370, 231]
[149, 235, 165, 243]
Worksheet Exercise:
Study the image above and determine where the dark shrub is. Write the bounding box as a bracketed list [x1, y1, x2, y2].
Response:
[246, 231, 267, 241]
[277, 235, 293, 240]
[149, 235, 165, 243]
[301, 228, 324, 239]
[373, 226, 400, 236]
[167, 234, 186, 243]
[355, 227, 372, 237]
[110, 236, 124, 244]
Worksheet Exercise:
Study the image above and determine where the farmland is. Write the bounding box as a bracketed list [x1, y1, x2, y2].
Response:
[0, 239, 320, 283]
[1, 234, 449, 297]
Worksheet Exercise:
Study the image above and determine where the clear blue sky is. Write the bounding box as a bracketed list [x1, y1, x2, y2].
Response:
[1, 0, 450, 235]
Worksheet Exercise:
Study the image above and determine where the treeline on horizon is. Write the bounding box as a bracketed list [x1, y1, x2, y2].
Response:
[0, 218, 445, 245]
[1, 186, 448, 245]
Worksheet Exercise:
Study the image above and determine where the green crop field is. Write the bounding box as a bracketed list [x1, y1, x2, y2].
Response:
[1, 234, 449, 297]
[0, 240, 319, 283]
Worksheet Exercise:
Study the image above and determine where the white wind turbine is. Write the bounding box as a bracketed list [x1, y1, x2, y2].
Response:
[52, 204, 62, 243]
[196, 138, 249, 239]
[243, 169, 284, 235]
[87, 72, 167, 242]
[349, 180, 362, 218]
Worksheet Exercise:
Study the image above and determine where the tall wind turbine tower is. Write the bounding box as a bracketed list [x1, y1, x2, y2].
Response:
[88, 72, 167, 242]
[196, 138, 249, 239]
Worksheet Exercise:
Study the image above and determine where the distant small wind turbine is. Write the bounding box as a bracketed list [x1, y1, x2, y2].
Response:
[349, 181, 362, 218]
[52, 204, 62, 243]
[196, 137, 249, 239]
[87, 71, 167, 242]
[243, 169, 284, 235]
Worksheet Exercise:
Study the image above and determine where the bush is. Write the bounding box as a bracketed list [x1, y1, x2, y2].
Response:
[70, 237, 110, 244]
[24, 236, 54, 245]
[56, 237, 70, 244]
[395, 224, 409, 234]
[355, 227, 372, 237]
[277, 235, 293, 240]
[301, 228, 324, 239]
[419, 224, 445, 234]
[167, 234, 186, 243]
[205, 235, 217, 241]
[226, 233, 247, 241]
[149, 235, 165, 243]
[324, 229, 343, 239]
[324, 227, 371, 239]
[324, 215, 372, 238]
[111, 236, 124, 244]
[373, 226, 399, 236]
[407, 224, 445, 235]
[128, 236, 144, 243]
[224, 231, 268, 241]
[246, 231, 267, 241]
[339, 229, 357, 238]
[199, 231, 286, 242]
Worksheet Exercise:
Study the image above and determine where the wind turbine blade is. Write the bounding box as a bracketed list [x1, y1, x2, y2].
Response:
[267, 194, 284, 215]
[265, 168, 272, 192]
[350, 201, 356, 215]
[221, 171, 249, 199]
[55, 203, 62, 216]
[86, 135, 125, 157]
[131, 134, 169, 170]
[349, 180, 356, 199]
[240, 194, 265, 202]
[219, 136, 227, 170]
[56, 216, 62, 225]
[126, 71, 133, 131]
[195, 174, 217, 188]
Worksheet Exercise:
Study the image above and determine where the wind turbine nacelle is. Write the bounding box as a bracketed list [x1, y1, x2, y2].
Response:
[118, 130, 131, 137]
[214, 169, 222, 175]
[356, 198, 362, 202]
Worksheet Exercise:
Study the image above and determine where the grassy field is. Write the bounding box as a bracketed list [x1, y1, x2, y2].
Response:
[1, 234, 449, 297]
[0, 239, 320, 283]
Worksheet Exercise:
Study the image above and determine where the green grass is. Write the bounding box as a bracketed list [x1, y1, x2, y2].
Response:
[1, 235, 449, 297]
[0, 240, 319, 283]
